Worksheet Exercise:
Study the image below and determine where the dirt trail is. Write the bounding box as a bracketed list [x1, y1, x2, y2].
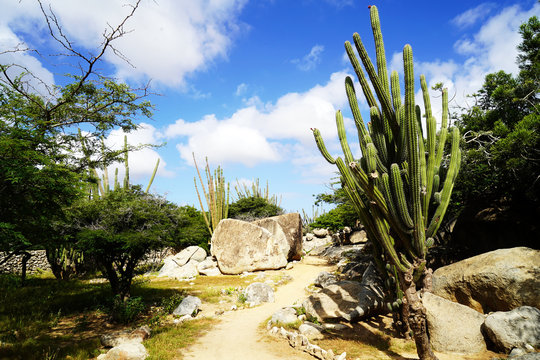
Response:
[182, 256, 333, 360]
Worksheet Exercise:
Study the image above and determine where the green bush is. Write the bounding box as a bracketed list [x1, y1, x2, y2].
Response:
[228, 196, 284, 221]
[109, 295, 145, 324]
[160, 293, 185, 314]
[309, 203, 357, 231]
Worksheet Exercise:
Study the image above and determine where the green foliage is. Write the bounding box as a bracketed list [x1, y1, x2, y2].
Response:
[160, 293, 186, 314]
[67, 186, 178, 299]
[172, 205, 212, 250]
[450, 16, 540, 217]
[309, 205, 357, 231]
[234, 178, 282, 207]
[109, 295, 146, 324]
[228, 196, 284, 221]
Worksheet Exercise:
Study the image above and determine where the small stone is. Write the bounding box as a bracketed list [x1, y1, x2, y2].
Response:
[335, 352, 347, 360]
[230, 305, 237, 311]
[286, 263, 293, 270]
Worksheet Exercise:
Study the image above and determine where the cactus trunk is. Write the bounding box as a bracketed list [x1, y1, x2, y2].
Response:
[312, 6, 460, 360]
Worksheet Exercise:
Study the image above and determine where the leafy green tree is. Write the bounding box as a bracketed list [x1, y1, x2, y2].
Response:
[0, 1, 152, 270]
[450, 16, 540, 218]
[68, 186, 177, 300]
[310, 186, 357, 231]
[228, 196, 284, 221]
[173, 205, 211, 251]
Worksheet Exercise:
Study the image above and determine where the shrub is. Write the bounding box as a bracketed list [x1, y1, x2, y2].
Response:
[228, 196, 284, 221]
[109, 295, 145, 324]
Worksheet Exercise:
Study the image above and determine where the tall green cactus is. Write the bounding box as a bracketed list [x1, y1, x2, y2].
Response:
[312, 6, 460, 360]
[193, 153, 230, 236]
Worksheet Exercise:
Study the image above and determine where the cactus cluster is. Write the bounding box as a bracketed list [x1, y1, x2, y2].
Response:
[193, 154, 230, 236]
[312, 6, 460, 359]
[313, 5, 460, 278]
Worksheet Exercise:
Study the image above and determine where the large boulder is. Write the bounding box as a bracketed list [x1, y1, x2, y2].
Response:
[432, 247, 540, 313]
[97, 341, 148, 360]
[303, 263, 385, 322]
[252, 213, 303, 260]
[211, 219, 288, 274]
[482, 306, 540, 353]
[423, 292, 487, 354]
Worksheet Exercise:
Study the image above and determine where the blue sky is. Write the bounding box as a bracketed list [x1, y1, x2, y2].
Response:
[1, 0, 539, 213]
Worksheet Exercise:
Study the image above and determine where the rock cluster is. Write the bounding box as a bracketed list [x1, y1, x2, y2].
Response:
[0, 250, 51, 274]
[157, 246, 220, 279]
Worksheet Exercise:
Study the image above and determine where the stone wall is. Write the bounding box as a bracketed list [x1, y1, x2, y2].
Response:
[0, 248, 175, 275]
[0, 250, 51, 274]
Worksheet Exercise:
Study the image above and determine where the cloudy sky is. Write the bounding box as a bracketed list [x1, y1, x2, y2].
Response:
[1, 0, 538, 212]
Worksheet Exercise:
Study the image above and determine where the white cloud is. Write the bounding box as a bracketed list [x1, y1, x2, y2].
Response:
[415, 3, 540, 119]
[104, 123, 174, 182]
[451, 3, 496, 29]
[2, 0, 249, 88]
[235, 83, 248, 96]
[292, 45, 324, 71]
[165, 71, 353, 170]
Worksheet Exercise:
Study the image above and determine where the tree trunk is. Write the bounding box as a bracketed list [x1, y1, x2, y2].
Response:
[20, 251, 31, 286]
[399, 267, 438, 360]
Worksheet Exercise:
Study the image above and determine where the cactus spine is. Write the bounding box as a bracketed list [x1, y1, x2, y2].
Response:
[312, 6, 460, 360]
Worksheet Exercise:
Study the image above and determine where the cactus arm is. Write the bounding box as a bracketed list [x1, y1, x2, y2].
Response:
[420, 75, 433, 120]
[426, 127, 461, 237]
[345, 77, 369, 156]
[194, 176, 212, 235]
[114, 168, 119, 190]
[123, 135, 129, 189]
[389, 163, 414, 229]
[336, 110, 355, 164]
[403, 44, 426, 256]
[345, 41, 379, 110]
[434, 88, 449, 171]
[145, 158, 160, 193]
[369, 107, 389, 165]
[352, 33, 399, 141]
[312, 128, 336, 164]
[424, 115, 437, 221]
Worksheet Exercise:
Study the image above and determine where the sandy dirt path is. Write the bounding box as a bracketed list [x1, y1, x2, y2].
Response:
[182, 256, 333, 360]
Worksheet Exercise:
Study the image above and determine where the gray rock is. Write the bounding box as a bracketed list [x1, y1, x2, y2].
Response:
[173, 295, 201, 317]
[320, 245, 364, 264]
[197, 257, 221, 276]
[211, 219, 288, 274]
[244, 282, 274, 306]
[510, 354, 540, 360]
[304, 233, 314, 241]
[303, 264, 385, 323]
[432, 247, 540, 313]
[97, 341, 148, 360]
[299, 321, 325, 340]
[252, 213, 303, 261]
[269, 307, 298, 326]
[483, 306, 540, 352]
[100, 326, 151, 348]
[303, 236, 332, 253]
[349, 230, 368, 244]
[423, 292, 487, 354]
[313, 228, 329, 238]
[313, 271, 338, 288]
[158, 258, 199, 279]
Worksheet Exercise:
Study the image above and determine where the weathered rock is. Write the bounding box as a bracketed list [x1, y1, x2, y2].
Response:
[252, 213, 303, 261]
[299, 321, 325, 340]
[244, 282, 274, 306]
[483, 306, 540, 352]
[313, 228, 329, 238]
[510, 353, 540, 360]
[97, 341, 148, 360]
[211, 219, 288, 274]
[423, 292, 487, 354]
[432, 247, 540, 313]
[158, 258, 199, 279]
[196, 257, 221, 276]
[173, 295, 201, 317]
[313, 271, 338, 288]
[100, 326, 151, 348]
[349, 230, 368, 244]
[269, 307, 298, 326]
[303, 236, 333, 253]
[320, 245, 365, 264]
[303, 263, 385, 323]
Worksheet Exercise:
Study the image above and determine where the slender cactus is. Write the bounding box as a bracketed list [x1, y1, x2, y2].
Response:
[193, 153, 230, 236]
[311, 6, 460, 360]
